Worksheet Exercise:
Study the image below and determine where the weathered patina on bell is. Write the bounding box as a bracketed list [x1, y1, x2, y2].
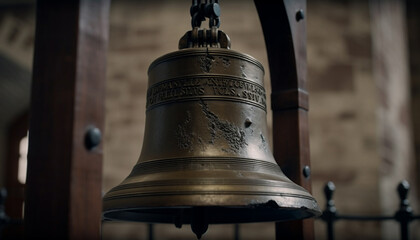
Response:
[103, 1, 320, 238]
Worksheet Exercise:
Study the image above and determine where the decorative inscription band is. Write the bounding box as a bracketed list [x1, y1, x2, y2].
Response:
[146, 75, 267, 111]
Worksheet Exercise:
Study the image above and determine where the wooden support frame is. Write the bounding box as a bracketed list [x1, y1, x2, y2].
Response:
[255, 1, 314, 239]
[25, 0, 109, 239]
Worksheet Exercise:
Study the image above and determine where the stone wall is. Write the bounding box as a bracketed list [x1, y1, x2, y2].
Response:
[307, 1, 381, 239]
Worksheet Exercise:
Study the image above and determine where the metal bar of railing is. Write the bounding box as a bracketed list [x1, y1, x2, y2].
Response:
[337, 215, 394, 221]
[148, 223, 154, 240]
[319, 181, 420, 240]
[234, 224, 240, 240]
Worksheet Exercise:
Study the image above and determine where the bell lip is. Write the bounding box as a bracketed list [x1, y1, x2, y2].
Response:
[102, 191, 321, 224]
[102, 162, 322, 224]
[102, 205, 321, 224]
[147, 47, 265, 75]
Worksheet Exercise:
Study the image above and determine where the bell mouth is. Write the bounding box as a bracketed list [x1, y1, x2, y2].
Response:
[103, 204, 320, 239]
[102, 205, 320, 225]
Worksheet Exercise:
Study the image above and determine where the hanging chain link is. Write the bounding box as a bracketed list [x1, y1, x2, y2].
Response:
[190, 0, 221, 28]
[179, 0, 230, 49]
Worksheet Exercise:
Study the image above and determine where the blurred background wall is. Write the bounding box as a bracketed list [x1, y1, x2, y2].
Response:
[0, 0, 419, 239]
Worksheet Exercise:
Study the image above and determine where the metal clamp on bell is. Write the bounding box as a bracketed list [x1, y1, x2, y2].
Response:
[102, 1, 321, 239]
[179, 27, 231, 49]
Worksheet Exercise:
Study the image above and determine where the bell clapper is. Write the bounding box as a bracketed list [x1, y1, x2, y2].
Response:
[191, 207, 209, 239]
[174, 209, 184, 229]
[191, 221, 209, 239]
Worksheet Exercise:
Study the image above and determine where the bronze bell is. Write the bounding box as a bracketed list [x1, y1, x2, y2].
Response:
[103, 3, 320, 238]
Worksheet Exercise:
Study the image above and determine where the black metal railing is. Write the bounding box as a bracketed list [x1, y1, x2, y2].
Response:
[319, 180, 420, 240]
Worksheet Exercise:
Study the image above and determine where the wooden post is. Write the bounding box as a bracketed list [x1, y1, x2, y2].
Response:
[407, 0, 420, 203]
[254, 1, 314, 239]
[25, 0, 109, 239]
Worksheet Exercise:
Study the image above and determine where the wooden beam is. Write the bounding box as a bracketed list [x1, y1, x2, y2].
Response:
[25, 0, 109, 239]
[254, 1, 314, 239]
[406, 0, 420, 203]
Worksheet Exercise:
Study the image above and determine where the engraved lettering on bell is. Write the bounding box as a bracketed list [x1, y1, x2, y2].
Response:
[146, 76, 267, 111]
